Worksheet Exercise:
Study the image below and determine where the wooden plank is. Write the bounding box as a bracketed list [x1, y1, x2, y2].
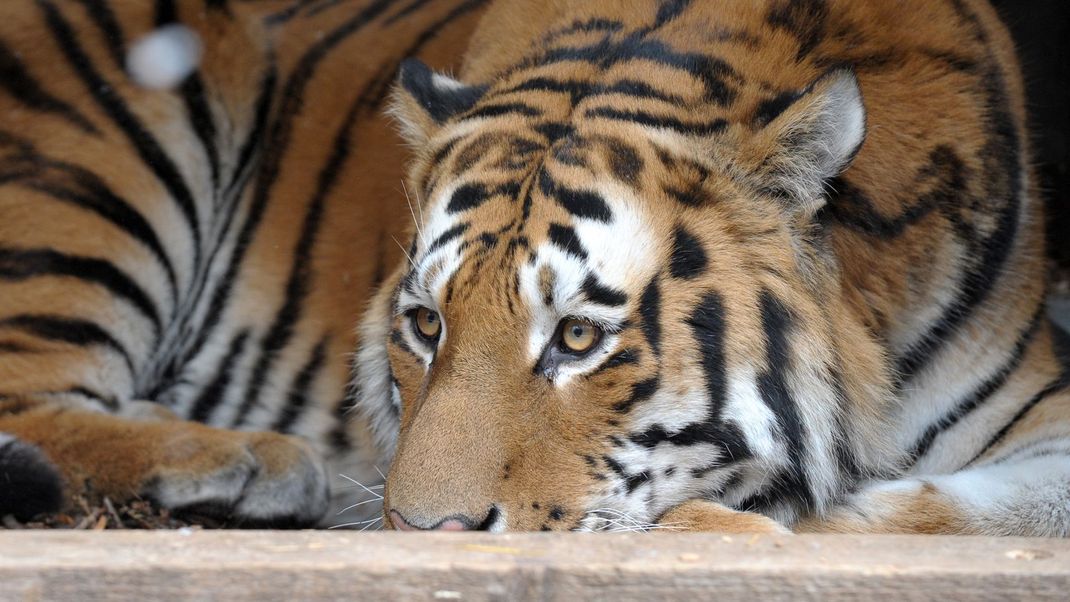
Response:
[1, 532, 1067, 601]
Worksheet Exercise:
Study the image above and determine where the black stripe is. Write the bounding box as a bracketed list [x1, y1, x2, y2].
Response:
[0, 248, 162, 334]
[542, 18, 623, 44]
[826, 146, 963, 239]
[612, 376, 659, 413]
[689, 291, 729, 416]
[0, 41, 98, 134]
[205, 0, 231, 14]
[538, 170, 613, 222]
[596, 79, 687, 105]
[179, 75, 222, 192]
[546, 223, 588, 260]
[64, 386, 120, 411]
[39, 0, 204, 272]
[638, 277, 662, 356]
[428, 222, 469, 252]
[188, 330, 249, 423]
[265, 0, 318, 25]
[272, 338, 328, 433]
[232, 91, 367, 427]
[77, 0, 127, 68]
[652, 0, 692, 29]
[384, 0, 436, 25]
[223, 66, 277, 201]
[969, 382, 1070, 467]
[600, 454, 651, 494]
[668, 225, 708, 279]
[589, 348, 641, 377]
[462, 102, 541, 120]
[766, 0, 828, 62]
[585, 107, 727, 136]
[0, 315, 133, 376]
[536, 39, 739, 106]
[500, 77, 588, 104]
[447, 183, 490, 213]
[756, 290, 813, 509]
[907, 306, 1043, 464]
[754, 89, 804, 127]
[156, 0, 220, 192]
[581, 274, 628, 307]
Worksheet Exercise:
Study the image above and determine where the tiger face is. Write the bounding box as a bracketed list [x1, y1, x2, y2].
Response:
[364, 14, 883, 532]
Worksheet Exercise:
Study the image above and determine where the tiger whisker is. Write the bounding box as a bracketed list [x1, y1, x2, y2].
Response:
[391, 236, 418, 269]
[336, 497, 384, 515]
[401, 180, 428, 250]
[337, 473, 385, 500]
[329, 515, 384, 529]
[358, 516, 385, 532]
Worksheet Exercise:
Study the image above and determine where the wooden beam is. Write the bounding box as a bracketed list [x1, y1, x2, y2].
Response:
[1, 532, 1068, 600]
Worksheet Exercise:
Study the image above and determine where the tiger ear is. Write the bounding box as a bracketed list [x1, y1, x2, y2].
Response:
[389, 58, 487, 146]
[751, 68, 866, 215]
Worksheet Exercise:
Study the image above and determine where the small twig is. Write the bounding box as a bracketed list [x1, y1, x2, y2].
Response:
[103, 497, 125, 529]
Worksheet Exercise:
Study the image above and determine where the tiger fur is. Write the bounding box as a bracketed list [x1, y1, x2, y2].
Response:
[362, 0, 1070, 535]
[0, 0, 485, 526]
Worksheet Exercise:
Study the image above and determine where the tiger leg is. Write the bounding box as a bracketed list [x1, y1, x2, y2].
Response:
[0, 398, 329, 525]
[656, 500, 791, 534]
[795, 453, 1070, 536]
[797, 385, 1070, 536]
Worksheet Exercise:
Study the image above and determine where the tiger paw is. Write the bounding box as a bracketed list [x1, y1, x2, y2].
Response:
[0, 409, 330, 526]
[144, 428, 331, 527]
[656, 500, 791, 534]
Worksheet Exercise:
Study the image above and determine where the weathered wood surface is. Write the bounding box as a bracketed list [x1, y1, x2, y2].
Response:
[0, 532, 1067, 601]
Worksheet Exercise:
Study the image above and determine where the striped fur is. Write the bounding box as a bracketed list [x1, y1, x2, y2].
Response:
[0, 0, 485, 525]
[362, 0, 1070, 535]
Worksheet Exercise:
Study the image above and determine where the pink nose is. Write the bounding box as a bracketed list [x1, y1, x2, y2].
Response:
[390, 510, 469, 531]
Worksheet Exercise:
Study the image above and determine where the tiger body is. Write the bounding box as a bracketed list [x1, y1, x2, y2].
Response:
[366, 0, 1070, 534]
[0, 0, 485, 525]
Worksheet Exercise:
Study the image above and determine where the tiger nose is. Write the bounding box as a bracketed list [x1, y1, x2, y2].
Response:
[389, 507, 499, 531]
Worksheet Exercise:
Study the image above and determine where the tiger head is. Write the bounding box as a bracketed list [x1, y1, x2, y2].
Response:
[358, 25, 889, 531]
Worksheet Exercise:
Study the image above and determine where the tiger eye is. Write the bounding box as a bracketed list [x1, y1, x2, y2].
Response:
[560, 319, 600, 354]
[413, 307, 441, 341]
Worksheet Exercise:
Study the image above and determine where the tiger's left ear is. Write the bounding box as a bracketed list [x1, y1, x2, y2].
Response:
[389, 58, 487, 146]
[750, 68, 866, 215]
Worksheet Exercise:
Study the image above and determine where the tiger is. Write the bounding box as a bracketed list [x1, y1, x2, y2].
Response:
[0, 0, 485, 526]
[359, 0, 1070, 535]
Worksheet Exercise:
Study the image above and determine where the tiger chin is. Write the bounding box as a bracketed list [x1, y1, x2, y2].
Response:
[354, 0, 1070, 536]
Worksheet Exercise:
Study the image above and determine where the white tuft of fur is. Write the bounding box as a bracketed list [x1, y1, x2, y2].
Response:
[126, 25, 203, 90]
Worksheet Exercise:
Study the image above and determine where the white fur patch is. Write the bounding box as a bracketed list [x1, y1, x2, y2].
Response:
[126, 25, 203, 90]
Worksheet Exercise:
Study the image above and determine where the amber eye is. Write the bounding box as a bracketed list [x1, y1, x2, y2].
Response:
[559, 319, 601, 354]
[412, 307, 442, 342]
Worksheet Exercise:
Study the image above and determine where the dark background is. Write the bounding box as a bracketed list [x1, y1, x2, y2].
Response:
[990, 0, 1070, 268]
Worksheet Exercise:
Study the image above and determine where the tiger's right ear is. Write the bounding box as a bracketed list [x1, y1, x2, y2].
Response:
[390, 58, 487, 146]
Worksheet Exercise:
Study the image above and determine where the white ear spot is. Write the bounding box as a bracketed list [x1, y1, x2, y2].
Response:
[126, 24, 203, 90]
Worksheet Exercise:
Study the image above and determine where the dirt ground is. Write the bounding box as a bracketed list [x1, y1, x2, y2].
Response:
[2, 495, 225, 530]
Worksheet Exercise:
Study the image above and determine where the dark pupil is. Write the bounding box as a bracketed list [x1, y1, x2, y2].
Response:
[571, 324, 586, 338]
[424, 312, 437, 326]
